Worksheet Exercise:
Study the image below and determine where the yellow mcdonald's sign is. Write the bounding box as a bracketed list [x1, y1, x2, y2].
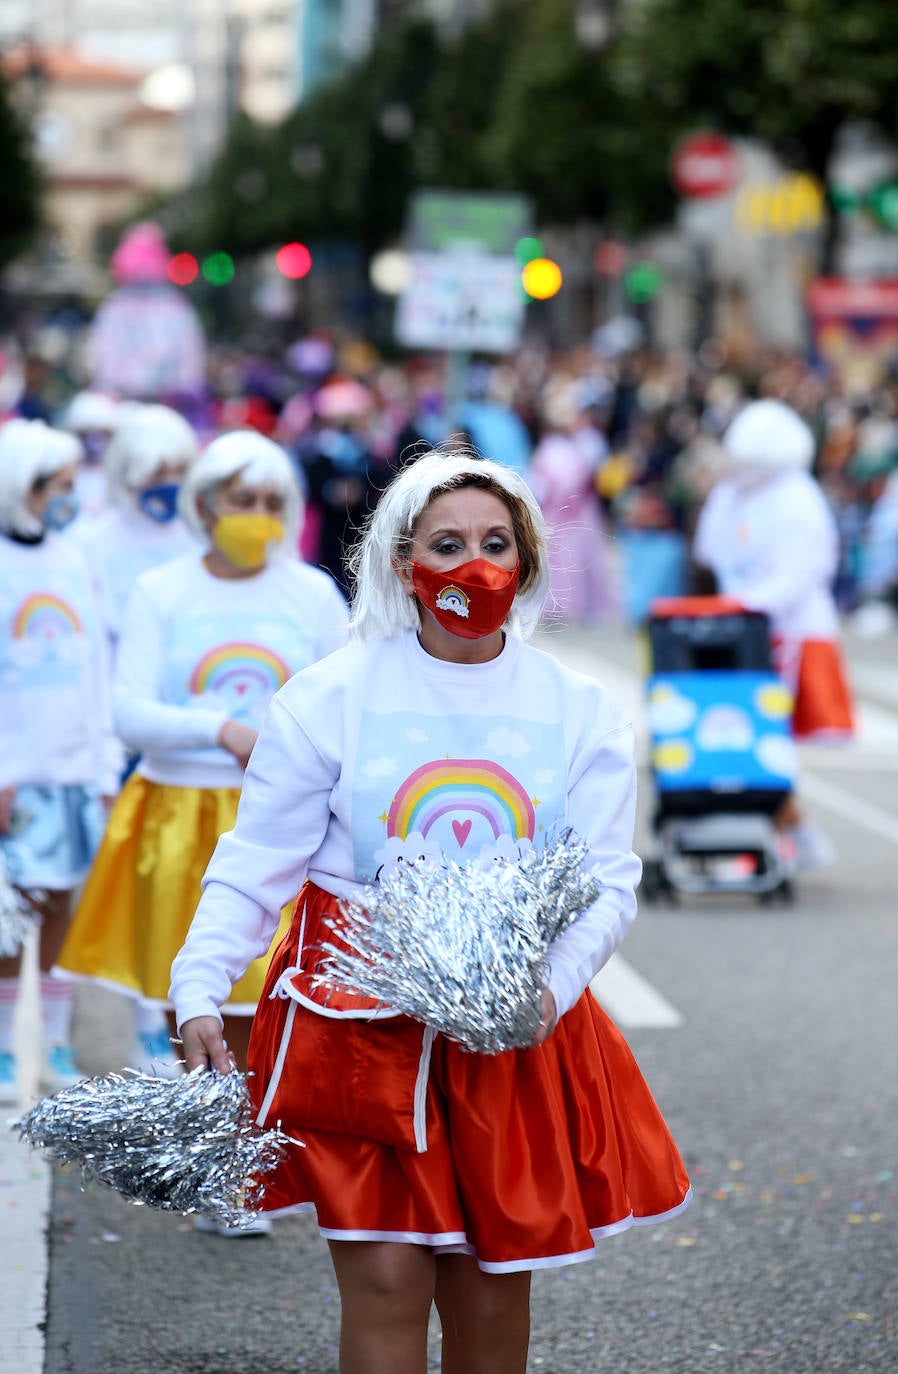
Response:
[735, 174, 824, 235]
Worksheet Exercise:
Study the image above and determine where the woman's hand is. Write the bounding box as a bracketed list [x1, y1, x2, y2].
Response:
[179, 1015, 236, 1074]
[217, 720, 259, 770]
[0, 786, 16, 835]
[529, 987, 558, 1049]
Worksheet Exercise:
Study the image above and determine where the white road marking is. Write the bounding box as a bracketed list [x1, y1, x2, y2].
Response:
[1, 936, 49, 1374]
[800, 771, 898, 845]
[590, 956, 684, 1029]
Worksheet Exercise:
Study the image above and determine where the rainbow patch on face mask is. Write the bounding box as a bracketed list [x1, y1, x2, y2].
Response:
[12, 592, 82, 638]
[434, 586, 470, 618]
[387, 758, 535, 845]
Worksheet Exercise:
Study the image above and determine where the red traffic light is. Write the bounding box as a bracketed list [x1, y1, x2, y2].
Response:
[276, 242, 312, 279]
[166, 252, 199, 286]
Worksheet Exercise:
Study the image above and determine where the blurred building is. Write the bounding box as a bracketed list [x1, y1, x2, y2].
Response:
[3, 45, 191, 293]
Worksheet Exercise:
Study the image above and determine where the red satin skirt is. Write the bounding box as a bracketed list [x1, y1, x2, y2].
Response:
[248, 883, 692, 1272]
[773, 637, 855, 740]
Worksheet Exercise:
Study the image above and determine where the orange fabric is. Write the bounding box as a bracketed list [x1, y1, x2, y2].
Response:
[248, 884, 691, 1268]
[790, 639, 854, 739]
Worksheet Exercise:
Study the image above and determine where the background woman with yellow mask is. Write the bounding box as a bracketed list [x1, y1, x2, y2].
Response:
[58, 429, 349, 1093]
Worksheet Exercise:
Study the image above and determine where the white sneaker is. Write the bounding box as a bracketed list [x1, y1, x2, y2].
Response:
[40, 1044, 83, 1092]
[0, 1050, 18, 1105]
[132, 1026, 183, 1079]
[193, 1214, 273, 1238]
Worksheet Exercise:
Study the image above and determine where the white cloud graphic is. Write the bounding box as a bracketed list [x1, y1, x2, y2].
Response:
[486, 726, 531, 758]
[647, 687, 698, 734]
[696, 706, 754, 751]
[361, 755, 399, 778]
[534, 769, 557, 786]
[374, 832, 442, 877]
[755, 734, 798, 780]
[475, 835, 534, 869]
[406, 727, 429, 743]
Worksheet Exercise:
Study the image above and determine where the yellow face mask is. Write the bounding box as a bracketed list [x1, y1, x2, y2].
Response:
[212, 513, 284, 569]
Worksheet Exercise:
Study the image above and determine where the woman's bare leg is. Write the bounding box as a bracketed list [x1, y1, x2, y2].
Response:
[328, 1240, 435, 1374]
[434, 1252, 531, 1374]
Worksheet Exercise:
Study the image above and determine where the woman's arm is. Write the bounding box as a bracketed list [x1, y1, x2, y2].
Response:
[169, 693, 336, 1027]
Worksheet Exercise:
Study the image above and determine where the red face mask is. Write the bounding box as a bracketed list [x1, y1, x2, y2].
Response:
[411, 558, 520, 640]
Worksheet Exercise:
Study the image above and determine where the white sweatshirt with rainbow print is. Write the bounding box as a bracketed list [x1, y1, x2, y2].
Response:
[114, 552, 349, 790]
[170, 629, 642, 1028]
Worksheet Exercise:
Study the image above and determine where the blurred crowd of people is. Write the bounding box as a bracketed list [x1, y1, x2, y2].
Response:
[3, 320, 898, 631]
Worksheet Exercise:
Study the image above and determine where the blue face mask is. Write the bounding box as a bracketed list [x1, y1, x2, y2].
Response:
[137, 483, 181, 523]
[43, 492, 80, 531]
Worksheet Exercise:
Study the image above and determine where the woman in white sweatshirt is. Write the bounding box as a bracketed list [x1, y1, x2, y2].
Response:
[58, 430, 348, 1080]
[0, 419, 118, 1103]
[170, 448, 690, 1369]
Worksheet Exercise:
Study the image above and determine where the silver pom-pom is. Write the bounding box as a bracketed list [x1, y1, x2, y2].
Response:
[317, 831, 602, 1055]
[10, 1067, 297, 1227]
[0, 855, 41, 957]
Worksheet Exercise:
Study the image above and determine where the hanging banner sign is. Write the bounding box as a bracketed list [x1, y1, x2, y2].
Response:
[395, 251, 525, 353]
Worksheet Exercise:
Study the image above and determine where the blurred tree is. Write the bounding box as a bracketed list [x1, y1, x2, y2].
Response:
[0, 71, 42, 269]
[483, 0, 674, 232]
[180, 4, 675, 258]
[191, 21, 443, 257]
[612, 0, 898, 258]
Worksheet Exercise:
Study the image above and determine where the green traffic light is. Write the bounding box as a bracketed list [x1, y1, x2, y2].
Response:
[624, 260, 664, 304]
[867, 182, 898, 232]
[202, 252, 235, 286]
[514, 236, 544, 266]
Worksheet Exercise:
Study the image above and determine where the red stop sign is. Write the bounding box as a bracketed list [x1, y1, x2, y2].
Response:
[670, 132, 741, 199]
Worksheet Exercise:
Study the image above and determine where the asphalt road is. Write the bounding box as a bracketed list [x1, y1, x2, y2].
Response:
[34, 624, 898, 1373]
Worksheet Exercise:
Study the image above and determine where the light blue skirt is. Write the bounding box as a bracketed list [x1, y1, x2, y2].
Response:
[0, 784, 105, 892]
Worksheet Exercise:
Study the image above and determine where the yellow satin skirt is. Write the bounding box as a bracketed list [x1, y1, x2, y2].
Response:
[57, 774, 292, 1014]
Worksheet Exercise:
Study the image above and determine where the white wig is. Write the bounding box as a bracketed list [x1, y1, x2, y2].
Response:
[348, 448, 550, 641]
[724, 399, 815, 472]
[0, 419, 81, 537]
[60, 390, 121, 435]
[104, 405, 200, 507]
[177, 429, 303, 552]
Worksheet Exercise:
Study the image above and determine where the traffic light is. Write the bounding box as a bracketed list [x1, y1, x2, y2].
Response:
[275, 242, 313, 279]
[166, 252, 199, 287]
[521, 257, 562, 300]
[202, 252, 235, 286]
[624, 261, 664, 304]
[514, 236, 544, 267]
[867, 183, 898, 232]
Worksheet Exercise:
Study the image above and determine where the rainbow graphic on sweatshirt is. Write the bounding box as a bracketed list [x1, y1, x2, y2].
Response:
[12, 592, 82, 638]
[387, 758, 535, 846]
[189, 641, 291, 699]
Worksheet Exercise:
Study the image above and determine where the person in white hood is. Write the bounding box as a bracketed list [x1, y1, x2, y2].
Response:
[0, 419, 118, 1103]
[60, 389, 123, 519]
[69, 404, 200, 652]
[693, 398, 854, 861]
